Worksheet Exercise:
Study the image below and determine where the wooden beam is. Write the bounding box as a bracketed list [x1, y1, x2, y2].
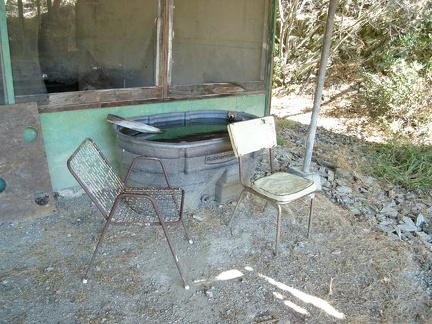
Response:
[0, 0, 15, 104]
[34, 87, 162, 109]
[0, 102, 56, 223]
[161, 0, 172, 98]
[169, 82, 265, 97]
[37, 89, 265, 113]
[265, 0, 277, 116]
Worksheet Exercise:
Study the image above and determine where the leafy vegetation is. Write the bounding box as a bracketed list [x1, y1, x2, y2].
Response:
[370, 142, 432, 194]
[274, 0, 432, 192]
[361, 4, 432, 140]
[275, 118, 296, 146]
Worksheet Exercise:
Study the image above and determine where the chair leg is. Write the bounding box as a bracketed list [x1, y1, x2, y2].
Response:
[228, 189, 247, 227]
[149, 196, 188, 288]
[307, 195, 315, 238]
[261, 201, 269, 213]
[83, 216, 113, 283]
[180, 218, 194, 244]
[158, 217, 189, 289]
[171, 190, 192, 244]
[274, 204, 283, 256]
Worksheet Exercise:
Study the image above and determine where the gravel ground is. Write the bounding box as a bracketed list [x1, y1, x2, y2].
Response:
[1, 187, 432, 323]
[1, 97, 432, 323]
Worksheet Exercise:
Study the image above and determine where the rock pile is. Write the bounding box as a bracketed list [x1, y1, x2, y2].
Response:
[271, 122, 432, 247]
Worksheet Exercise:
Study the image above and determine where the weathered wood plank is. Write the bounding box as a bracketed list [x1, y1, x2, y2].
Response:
[18, 87, 162, 110]
[169, 82, 265, 97]
[47, 87, 162, 107]
[16, 83, 264, 113]
[107, 114, 164, 134]
[0, 102, 56, 223]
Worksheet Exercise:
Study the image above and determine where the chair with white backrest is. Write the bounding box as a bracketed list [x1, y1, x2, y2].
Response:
[227, 116, 317, 255]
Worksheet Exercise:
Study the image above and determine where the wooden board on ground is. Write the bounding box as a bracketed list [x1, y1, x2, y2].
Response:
[0, 102, 56, 223]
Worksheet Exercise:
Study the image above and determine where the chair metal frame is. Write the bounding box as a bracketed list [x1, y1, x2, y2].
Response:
[67, 138, 193, 288]
[227, 116, 317, 255]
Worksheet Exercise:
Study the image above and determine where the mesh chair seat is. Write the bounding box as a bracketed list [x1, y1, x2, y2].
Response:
[118, 187, 184, 225]
[252, 172, 317, 202]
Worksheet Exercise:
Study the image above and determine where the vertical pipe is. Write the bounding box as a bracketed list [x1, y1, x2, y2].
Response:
[302, 0, 337, 173]
[265, 0, 277, 116]
[0, 0, 15, 104]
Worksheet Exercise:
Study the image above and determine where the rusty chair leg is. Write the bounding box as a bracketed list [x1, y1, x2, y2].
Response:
[307, 194, 315, 238]
[228, 189, 248, 227]
[83, 215, 114, 284]
[158, 216, 189, 289]
[180, 218, 194, 245]
[150, 198, 189, 289]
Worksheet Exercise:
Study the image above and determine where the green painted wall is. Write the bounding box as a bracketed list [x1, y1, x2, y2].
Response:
[40, 94, 266, 191]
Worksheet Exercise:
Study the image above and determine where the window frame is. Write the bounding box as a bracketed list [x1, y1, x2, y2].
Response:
[2, 0, 272, 112]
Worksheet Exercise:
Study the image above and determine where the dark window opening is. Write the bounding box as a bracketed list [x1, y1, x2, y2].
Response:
[6, 0, 158, 96]
[4, 0, 268, 105]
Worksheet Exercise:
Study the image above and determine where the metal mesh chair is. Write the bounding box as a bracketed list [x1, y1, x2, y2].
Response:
[67, 138, 193, 288]
[228, 116, 318, 255]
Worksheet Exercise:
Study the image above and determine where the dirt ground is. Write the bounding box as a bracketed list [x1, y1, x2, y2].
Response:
[1, 187, 432, 323]
[2, 94, 432, 323]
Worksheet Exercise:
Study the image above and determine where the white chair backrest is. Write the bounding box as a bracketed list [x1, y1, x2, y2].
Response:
[227, 116, 277, 157]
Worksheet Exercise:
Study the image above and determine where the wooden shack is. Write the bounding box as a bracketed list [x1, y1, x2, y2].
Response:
[0, 0, 276, 219]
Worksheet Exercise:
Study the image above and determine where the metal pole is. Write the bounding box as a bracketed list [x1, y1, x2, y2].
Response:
[302, 0, 337, 173]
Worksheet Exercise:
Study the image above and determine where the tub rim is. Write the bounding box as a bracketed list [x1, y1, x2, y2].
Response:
[112, 110, 259, 148]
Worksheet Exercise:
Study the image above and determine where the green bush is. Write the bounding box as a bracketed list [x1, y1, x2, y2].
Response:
[361, 4, 432, 140]
[370, 141, 432, 193]
[363, 60, 431, 126]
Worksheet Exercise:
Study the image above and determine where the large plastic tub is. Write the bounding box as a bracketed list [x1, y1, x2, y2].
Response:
[112, 110, 258, 211]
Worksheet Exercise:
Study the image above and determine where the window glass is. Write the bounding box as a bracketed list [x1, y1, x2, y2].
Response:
[6, 0, 158, 95]
[171, 0, 266, 86]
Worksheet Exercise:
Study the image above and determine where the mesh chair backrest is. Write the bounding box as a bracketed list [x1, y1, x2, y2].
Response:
[227, 116, 277, 157]
[67, 138, 125, 218]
